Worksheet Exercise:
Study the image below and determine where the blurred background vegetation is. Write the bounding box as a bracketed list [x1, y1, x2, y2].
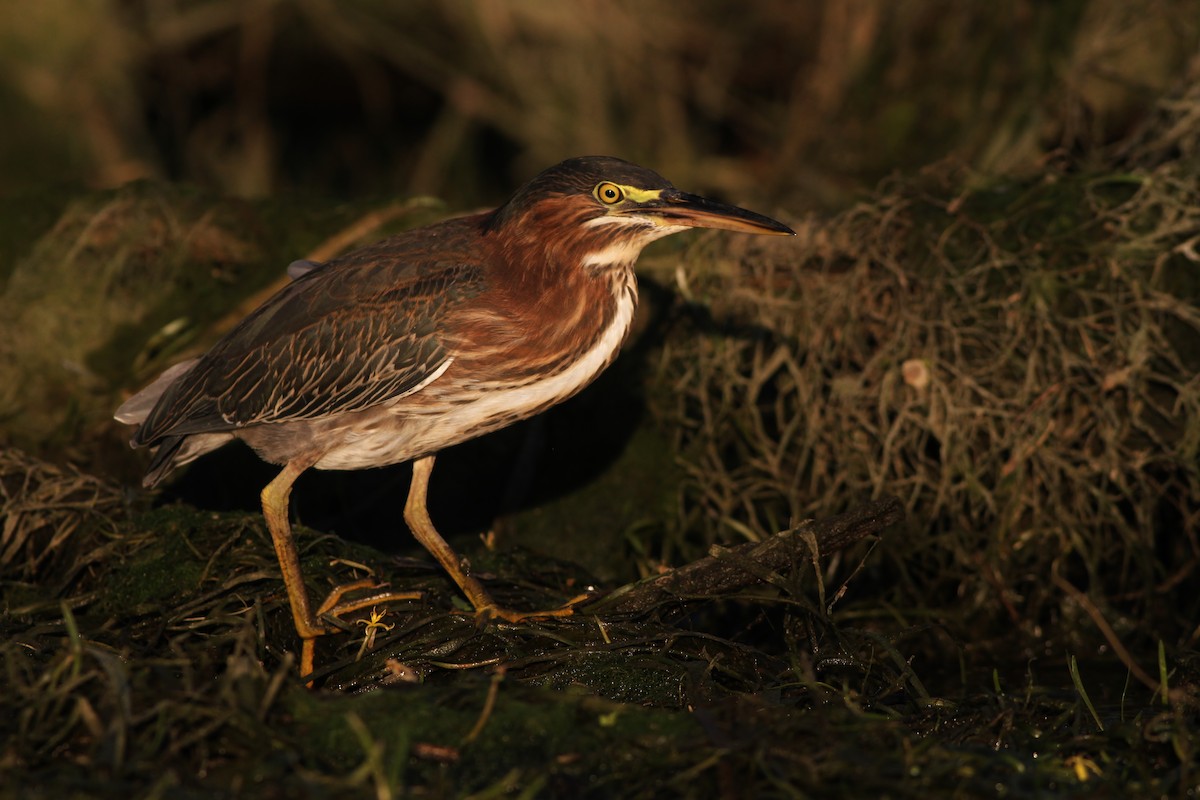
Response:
[1, 0, 1194, 205]
[3, 0, 1200, 796]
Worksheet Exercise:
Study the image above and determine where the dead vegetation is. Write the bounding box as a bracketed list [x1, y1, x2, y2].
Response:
[2, 1, 1200, 796]
[652, 155, 1200, 655]
[0, 449, 123, 600]
[4, 142, 1198, 792]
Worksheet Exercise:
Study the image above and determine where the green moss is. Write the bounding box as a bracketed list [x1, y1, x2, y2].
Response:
[97, 507, 221, 611]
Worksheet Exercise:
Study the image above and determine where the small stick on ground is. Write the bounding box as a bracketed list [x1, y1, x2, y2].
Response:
[586, 497, 904, 615]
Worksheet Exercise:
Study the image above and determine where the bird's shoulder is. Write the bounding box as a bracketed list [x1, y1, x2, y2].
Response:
[246, 214, 490, 342]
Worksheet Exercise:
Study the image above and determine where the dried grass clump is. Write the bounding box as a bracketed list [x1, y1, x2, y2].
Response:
[656, 158, 1200, 640]
[0, 448, 123, 589]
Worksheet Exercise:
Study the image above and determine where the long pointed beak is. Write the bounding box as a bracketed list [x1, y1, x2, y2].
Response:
[643, 189, 795, 236]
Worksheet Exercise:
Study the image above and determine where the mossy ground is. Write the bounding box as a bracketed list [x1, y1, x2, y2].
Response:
[3, 128, 1199, 795]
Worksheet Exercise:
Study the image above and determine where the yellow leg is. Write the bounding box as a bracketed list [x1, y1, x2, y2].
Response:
[404, 454, 574, 623]
[262, 459, 326, 640]
[262, 459, 419, 680]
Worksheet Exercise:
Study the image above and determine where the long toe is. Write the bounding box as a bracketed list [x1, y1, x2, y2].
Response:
[316, 577, 423, 620]
[471, 603, 577, 625]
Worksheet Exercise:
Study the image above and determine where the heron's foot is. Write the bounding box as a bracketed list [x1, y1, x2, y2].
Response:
[316, 576, 423, 622]
[300, 577, 423, 681]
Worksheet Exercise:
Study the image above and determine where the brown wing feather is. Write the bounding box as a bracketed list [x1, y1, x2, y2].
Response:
[133, 216, 487, 446]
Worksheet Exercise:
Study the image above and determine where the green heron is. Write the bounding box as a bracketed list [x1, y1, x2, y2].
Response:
[116, 156, 794, 677]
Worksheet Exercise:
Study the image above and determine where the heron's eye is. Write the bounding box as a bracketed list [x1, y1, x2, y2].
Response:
[595, 182, 623, 205]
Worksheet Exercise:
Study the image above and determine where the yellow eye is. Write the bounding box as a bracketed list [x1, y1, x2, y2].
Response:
[595, 182, 624, 205]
